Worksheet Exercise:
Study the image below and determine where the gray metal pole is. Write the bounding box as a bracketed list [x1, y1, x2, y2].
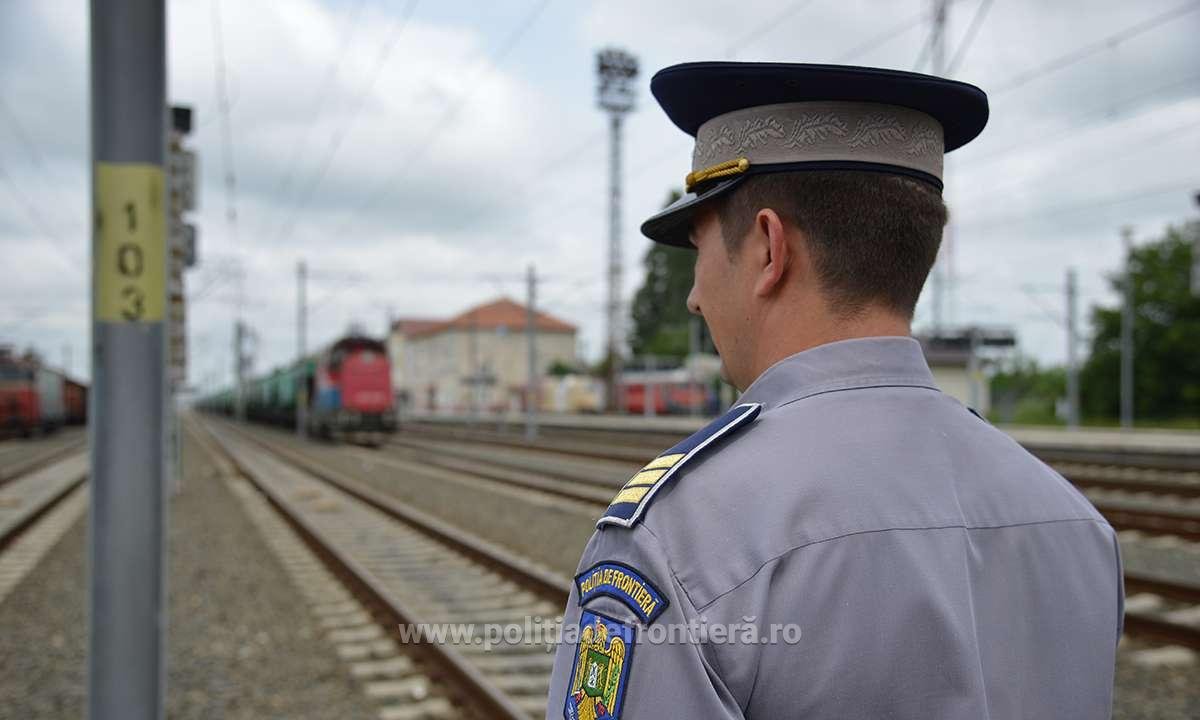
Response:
[1066, 268, 1080, 429]
[468, 313, 478, 424]
[88, 0, 166, 717]
[525, 264, 538, 440]
[234, 320, 244, 422]
[929, 0, 948, 336]
[296, 260, 307, 437]
[1120, 227, 1134, 429]
[606, 113, 623, 412]
[1192, 192, 1200, 296]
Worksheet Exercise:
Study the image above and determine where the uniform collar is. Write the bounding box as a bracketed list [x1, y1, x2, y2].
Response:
[738, 336, 938, 411]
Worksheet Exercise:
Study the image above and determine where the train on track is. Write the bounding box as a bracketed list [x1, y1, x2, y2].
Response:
[196, 335, 396, 443]
[0, 348, 87, 438]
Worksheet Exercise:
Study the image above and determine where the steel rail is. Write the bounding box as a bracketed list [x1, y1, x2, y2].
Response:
[196, 417, 569, 720]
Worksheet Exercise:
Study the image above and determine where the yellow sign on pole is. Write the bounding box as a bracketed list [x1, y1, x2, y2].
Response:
[94, 163, 165, 323]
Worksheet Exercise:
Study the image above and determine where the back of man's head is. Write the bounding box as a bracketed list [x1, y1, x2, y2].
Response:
[714, 171, 948, 320]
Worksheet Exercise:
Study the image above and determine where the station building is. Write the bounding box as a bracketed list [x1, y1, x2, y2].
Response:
[917, 327, 1017, 417]
[390, 298, 578, 414]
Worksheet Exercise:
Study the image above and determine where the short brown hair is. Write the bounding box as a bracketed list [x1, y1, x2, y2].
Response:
[714, 171, 947, 319]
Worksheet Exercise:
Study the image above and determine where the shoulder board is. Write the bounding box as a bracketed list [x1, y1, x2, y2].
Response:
[597, 402, 762, 530]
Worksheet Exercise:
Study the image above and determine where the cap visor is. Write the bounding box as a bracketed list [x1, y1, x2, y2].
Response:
[640, 176, 745, 247]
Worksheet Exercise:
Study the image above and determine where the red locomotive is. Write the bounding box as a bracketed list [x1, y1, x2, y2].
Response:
[0, 348, 87, 437]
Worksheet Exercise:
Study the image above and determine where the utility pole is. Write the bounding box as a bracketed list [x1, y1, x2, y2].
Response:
[966, 327, 981, 410]
[1065, 267, 1080, 429]
[234, 320, 246, 422]
[1192, 192, 1199, 296]
[89, 0, 166, 717]
[1120, 227, 1135, 429]
[929, 0, 949, 335]
[525, 264, 538, 441]
[597, 48, 638, 412]
[296, 260, 307, 437]
[468, 311, 479, 424]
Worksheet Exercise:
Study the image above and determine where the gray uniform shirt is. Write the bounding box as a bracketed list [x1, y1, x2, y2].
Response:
[546, 337, 1123, 719]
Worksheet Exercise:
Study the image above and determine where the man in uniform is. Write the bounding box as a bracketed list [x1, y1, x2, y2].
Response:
[546, 62, 1123, 719]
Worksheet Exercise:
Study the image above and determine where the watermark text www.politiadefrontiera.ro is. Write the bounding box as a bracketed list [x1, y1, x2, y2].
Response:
[395, 616, 802, 653]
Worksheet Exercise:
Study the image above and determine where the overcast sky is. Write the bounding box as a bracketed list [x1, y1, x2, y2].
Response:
[1, 0, 1198, 390]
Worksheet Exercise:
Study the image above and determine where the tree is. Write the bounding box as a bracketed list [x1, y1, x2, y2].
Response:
[628, 190, 698, 359]
[989, 356, 1067, 425]
[1080, 222, 1200, 422]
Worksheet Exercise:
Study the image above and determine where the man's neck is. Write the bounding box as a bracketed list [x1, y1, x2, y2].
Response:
[744, 308, 911, 390]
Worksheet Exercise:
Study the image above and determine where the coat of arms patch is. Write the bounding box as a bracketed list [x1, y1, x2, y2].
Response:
[564, 611, 635, 720]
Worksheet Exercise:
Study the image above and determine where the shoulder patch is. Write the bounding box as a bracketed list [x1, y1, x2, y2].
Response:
[576, 561, 668, 624]
[564, 610, 635, 720]
[597, 402, 762, 529]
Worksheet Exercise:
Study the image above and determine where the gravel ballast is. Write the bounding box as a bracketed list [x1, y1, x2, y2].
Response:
[0, 422, 1197, 717]
[0, 427, 380, 719]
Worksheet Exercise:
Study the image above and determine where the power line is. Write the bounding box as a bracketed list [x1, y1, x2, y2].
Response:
[946, 0, 995, 74]
[834, 6, 941, 64]
[430, 126, 606, 239]
[993, 0, 1200, 95]
[211, 0, 241, 317]
[912, 24, 936, 72]
[254, 0, 369, 241]
[964, 72, 1200, 165]
[724, 0, 821, 57]
[959, 115, 1200, 201]
[329, 0, 553, 240]
[958, 180, 1199, 229]
[0, 161, 77, 273]
[271, 0, 421, 246]
[0, 97, 83, 237]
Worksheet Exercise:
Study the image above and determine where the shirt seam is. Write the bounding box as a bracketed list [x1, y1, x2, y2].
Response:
[694, 517, 1113, 612]
[639, 523, 738, 696]
[772, 378, 941, 410]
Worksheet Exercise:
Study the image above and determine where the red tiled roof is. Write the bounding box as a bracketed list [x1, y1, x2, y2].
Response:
[390, 317, 444, 336]
[409, 298, 576, 339]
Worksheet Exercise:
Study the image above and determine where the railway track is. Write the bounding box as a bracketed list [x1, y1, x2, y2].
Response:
[196, 416, 570, 720]
[397, 426, 1200, 538]
[0, 430, 87, 487]
[385, 428, 1200, 652]
[0, 450, 89, 604]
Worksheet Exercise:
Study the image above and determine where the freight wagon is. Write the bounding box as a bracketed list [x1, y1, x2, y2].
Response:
[0, 351, 84, 437]
[198, 334, 395, 444]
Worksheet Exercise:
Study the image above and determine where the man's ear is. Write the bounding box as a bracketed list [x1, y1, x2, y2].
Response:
[753, 208, 790, 298]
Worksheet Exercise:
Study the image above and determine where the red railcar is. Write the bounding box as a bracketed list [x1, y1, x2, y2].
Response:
[310, 336, 395, 442]
[619, 368, 711, 415]
[63, 378, 88, 425]
[0, 350, 87, 436]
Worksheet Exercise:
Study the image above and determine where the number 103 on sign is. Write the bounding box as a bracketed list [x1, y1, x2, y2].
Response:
[94, 164, 166, 323]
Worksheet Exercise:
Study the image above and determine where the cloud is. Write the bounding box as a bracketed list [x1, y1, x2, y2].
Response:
[1, 0, 1197, 392]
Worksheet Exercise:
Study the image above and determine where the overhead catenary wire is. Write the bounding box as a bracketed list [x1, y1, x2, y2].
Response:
[328, 0, 554, 240]
[0, 97, 83, 238]
[958, 179, 1199, 229]
[0, 160, 77, 273]
[724, 0, 821, 58]
[270, 0, 421, 246]
[957, 115, 1200, 202]
[945, 0, 995, 75]
[211, 0, 242, 316]
[834, 5, 945, 64]
[993, 0, 1200, 95]
[964, 72, 1200, 165]
[254, 0, 369, 242]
